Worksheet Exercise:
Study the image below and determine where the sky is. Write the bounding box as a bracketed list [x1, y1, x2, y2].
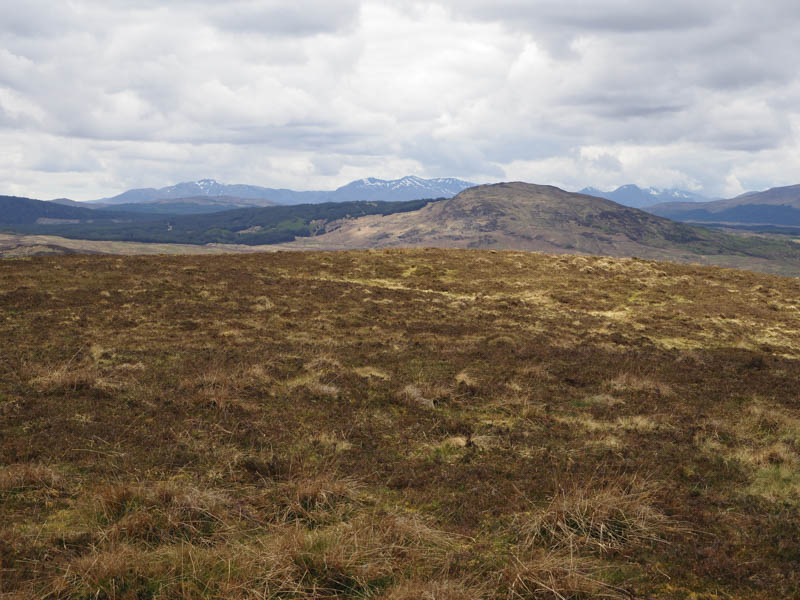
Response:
[1, 0, 800, 200]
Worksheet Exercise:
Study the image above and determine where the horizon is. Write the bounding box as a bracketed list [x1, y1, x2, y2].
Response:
[9, 174, 792, 203]
[2, 1, 799, 201]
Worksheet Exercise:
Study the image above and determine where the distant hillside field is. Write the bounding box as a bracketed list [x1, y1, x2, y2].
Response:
[0, 233, 266, 258]
[0, 195, 151, 225]
[4, 198, 440, 245]
[1, 250, 799, 598]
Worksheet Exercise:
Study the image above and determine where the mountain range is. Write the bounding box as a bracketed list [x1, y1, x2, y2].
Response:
[579, 184, 711, 208]
[50, 176, 800, 231]
[43, 176, 800, 229]
[647, 184, 800, 228]
[88, 176, 475, 209]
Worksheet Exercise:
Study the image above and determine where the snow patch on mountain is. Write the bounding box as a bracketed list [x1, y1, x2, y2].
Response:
[96, 176, 476, 206]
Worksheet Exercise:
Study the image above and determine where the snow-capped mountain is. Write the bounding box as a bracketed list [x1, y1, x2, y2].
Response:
[579, 184, 710, 208]
[327, 176, 474, 202]
[95, 179, 311, 206]
[94, 176, 475, 206]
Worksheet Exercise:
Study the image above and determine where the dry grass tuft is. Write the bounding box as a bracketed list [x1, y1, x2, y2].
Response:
[252, 295, 274, 311]
[244, 363, 274, 383]
[585, 393, 624, 407]
[354, 366, 391, 380]
[308, 382, 341, 398]
[0, 463, 63, 494]
[311, 431, 353, 453]
[275, 476, 363, 527]
[90, 482, 233, 545]
[381, 578, 485, 599]
[283, 511, 458, 597]
[609, 373, 673, 397]
[305, 355, 344, 373]
[503, 550, 623, 599]
[400, 384, 435, 409]
[615, 415, 663, 433]
[455, 370, 478, 389]
[516, 479, 676, 555]
[44, 513, 459, 600]
[29, 362, 101, 394]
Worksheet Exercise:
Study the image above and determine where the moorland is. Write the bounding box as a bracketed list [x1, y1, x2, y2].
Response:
[2, 249, 799, 599]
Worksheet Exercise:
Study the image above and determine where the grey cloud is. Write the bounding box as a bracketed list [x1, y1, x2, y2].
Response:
[589, 153, 623, 172]
[311, 155, 345, 176]
[30, 150, 102, 173]
[209, 1, 360, 35]
[0, 0, 799, 200]
[439, 0, 722, 35]
[700, 124, 790, 153]
[560, 92, 687, 119]
[0, 104, 33, 130]
[0, 1, 80, 37]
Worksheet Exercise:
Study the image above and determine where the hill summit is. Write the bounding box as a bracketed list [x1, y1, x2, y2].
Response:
[285, 182, 710, 254]
[278, 182, 800, 274]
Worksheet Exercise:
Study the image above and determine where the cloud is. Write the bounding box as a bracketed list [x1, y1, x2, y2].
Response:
[0, 0, 798, 199]
[209, 1, 361, 35]
[444, 0, 721, 33]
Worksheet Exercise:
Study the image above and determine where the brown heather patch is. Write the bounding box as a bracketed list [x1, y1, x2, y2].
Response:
[2, 249, 800, 598]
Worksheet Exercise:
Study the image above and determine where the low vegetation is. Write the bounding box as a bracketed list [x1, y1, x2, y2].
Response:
[2, 249, 799, 598]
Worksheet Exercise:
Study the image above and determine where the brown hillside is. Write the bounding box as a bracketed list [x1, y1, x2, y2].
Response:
[283, 182, 698, 254]
[281, 182, 800, 275]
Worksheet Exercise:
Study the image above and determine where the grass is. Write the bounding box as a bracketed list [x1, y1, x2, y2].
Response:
[1, 249, 800, 598]
[514, 477, 679, 555]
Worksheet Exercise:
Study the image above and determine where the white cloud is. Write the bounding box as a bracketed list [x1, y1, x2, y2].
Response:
[0, 0, 798, 199]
